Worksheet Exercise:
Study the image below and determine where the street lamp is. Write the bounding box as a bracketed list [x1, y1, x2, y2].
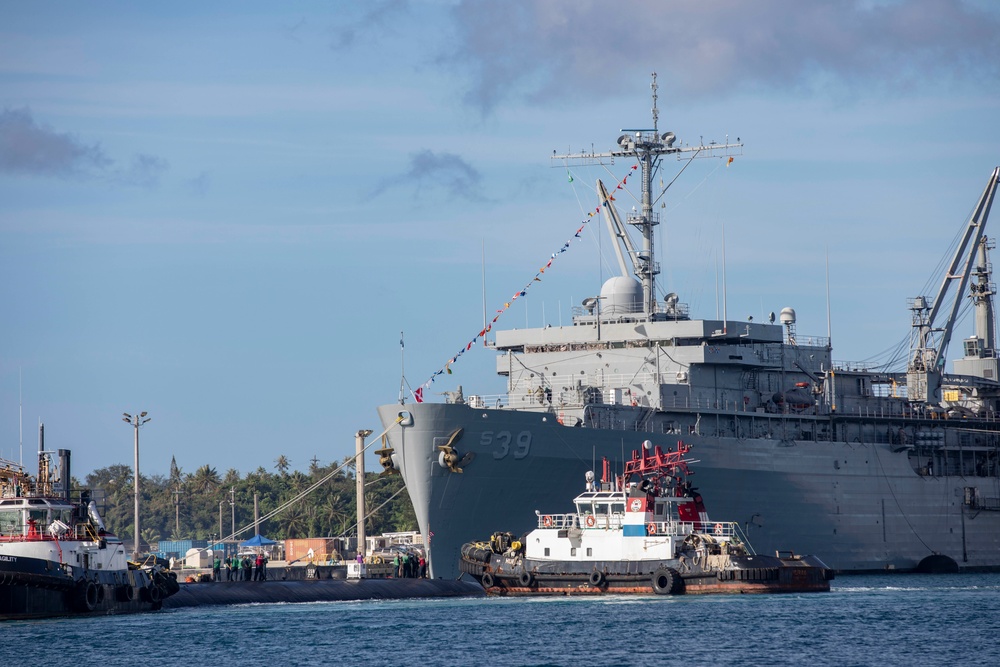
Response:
[122, 411, 151, 558]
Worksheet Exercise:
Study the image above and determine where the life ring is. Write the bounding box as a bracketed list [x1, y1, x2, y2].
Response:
[647, 522, 657, 535]
[542, 515, 554, 528]
[585, 515, 596, 527]
[714, 523, 724, 535]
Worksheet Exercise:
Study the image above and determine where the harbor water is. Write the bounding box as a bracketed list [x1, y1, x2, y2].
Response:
[5, 573, 1000, 666]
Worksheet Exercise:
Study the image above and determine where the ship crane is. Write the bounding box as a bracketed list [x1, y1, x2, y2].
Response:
[907, 166, 1000, 404]
[552, 72, 742, 319]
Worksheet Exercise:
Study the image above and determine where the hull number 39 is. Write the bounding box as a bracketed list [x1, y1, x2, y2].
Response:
[480, 431, 531, 460]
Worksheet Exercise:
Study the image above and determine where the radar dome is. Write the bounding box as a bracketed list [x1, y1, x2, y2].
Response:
[779, 307, 796, 325]
[600, 276, 642, 315]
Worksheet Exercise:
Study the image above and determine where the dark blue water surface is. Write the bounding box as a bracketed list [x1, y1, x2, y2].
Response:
[6, 573, 1000, 666]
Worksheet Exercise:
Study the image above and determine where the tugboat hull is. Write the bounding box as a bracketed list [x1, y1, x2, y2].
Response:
[0, 556, 178, 620]
[461, 548, 833, 596]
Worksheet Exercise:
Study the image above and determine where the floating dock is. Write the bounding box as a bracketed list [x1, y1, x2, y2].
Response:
[163, 578, 483, 608]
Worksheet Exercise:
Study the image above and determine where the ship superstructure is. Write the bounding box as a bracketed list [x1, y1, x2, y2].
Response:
[377, 74, 1000, 579]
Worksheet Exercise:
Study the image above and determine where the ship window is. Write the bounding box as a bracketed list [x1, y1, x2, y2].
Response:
[611, 503, 625, 514]
[544, 548, 550, 557]
[586, 548, 592, 557]
[28, 509, 47, 530]
[571, 548, 577, 557]
[0, 510, 19, 534]
[595, 503, 609, 515]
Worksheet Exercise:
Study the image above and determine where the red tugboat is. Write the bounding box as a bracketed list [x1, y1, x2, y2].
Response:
[460, 439, 833, 595]
[0, 445, 178, 619]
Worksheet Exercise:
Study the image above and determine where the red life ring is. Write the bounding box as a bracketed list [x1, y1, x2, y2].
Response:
[585, 515, 596, 527]
[714, 523, 724, 535]
[647, 522, 657, 535]
[542, 515, 554, 528]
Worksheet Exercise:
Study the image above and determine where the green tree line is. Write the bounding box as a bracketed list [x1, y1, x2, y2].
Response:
[81, 454, 417, 546]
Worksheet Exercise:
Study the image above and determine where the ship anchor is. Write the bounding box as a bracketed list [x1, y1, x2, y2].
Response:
[437, 428, 475, 473]
[375, 435, 398, 477]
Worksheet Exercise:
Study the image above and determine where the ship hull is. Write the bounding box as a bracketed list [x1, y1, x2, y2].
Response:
[378, 402, 1000, 579]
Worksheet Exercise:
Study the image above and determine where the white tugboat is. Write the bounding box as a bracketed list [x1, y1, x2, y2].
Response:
[0, 441, 178, 620]
[460, 439, 833, 595]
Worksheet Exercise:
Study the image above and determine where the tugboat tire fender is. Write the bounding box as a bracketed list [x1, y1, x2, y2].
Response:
[481, 572, 495, 589]
[589, 570, 605, 587]
[74, 581, 98, 612]
[651, 567, 683, 595]
[518, 571, 534, 587]
[117, 584, 135, 602]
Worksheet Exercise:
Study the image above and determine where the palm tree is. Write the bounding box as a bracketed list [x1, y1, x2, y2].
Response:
[275, 455, 290, 476]
[283, 506, 309, 539]
[190, 465, 221, 494]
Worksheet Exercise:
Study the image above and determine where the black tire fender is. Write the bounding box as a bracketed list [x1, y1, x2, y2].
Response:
[481, 572, 495, 588]
[518, 571, 534, 587]
[651, 567, 683, 595]
[589, 570, 605, 587]
[74, 581, 98, 612]
[117, 584, 135, 602]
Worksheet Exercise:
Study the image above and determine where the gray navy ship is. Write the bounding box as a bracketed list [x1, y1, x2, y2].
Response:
[377, 74, 1000, 579]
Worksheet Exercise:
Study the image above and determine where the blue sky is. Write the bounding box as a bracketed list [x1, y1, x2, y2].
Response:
[2, 1, 1000, 478]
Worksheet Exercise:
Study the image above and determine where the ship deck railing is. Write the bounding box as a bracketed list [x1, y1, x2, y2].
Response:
[533, 514, 751, 546]
[462, 390, 1000, 430]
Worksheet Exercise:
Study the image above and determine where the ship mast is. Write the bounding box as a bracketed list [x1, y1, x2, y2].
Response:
[553, 72, 742, 318]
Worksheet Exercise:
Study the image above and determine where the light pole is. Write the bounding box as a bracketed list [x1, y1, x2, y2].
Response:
[230, 486, 236, 541]
[173, 487, 181, 536]
[582, 296, 605, 341]
[122, 411, 151, 558]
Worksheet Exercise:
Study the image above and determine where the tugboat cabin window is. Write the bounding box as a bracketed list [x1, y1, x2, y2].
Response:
[611, 503, 625, 514]
[571, 547, 577, 557]
[544, 548, 550, 557]
[595, 503, 609, 515]
[0, 510, 19, 534]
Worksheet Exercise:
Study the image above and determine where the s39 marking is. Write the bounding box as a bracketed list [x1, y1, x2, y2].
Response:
[480, 431, 531, 460]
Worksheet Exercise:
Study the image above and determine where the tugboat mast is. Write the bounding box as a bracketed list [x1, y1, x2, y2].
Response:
[553, 72, 742, 319]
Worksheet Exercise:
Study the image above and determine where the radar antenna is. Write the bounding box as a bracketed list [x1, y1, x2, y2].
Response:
[552, 73, 742, 318]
